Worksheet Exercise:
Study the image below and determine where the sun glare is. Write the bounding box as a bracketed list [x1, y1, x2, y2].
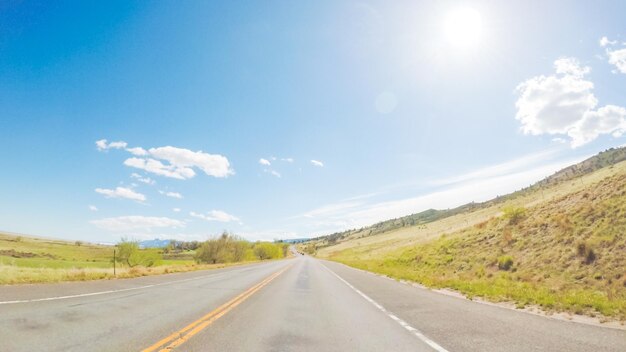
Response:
[444, 7, 483, 48]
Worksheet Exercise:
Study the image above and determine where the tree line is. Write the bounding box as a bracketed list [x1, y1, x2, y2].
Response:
[115, 233, 288, 267]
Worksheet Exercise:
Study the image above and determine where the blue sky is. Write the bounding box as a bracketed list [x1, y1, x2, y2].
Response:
[1, 0, 625, 242]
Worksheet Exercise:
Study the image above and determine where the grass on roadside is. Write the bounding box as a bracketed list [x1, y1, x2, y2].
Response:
[0, 260, 261, 285]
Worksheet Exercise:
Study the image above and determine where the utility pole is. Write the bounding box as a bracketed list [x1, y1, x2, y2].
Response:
[113, 249, 116, 276]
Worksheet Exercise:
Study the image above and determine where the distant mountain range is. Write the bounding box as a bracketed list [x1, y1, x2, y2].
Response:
[139, 239, 171, 248]
[280, 238, 311, 244]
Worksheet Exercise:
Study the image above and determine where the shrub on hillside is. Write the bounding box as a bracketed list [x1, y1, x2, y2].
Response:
[502, 206, 526, 225]
[497, 255, 514, 271]
[576, 241, 596, 264]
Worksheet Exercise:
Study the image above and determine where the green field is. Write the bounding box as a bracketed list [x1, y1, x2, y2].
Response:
[0, 234, 286, 284]
[309, 150, 626, 321]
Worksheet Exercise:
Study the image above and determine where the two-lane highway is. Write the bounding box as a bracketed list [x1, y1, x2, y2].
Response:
[1, 256, 624, 351]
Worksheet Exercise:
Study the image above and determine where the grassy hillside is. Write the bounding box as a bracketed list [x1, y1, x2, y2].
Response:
[0, 234, 117, 269]
[311, 149, 626, 321]
[314, 147, 626, 248]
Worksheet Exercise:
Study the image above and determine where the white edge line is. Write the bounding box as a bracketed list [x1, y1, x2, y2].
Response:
[0, 264, 269, 305]
[320, 262, 450, 352]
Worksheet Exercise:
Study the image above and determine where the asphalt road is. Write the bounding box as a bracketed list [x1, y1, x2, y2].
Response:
[0, 255, 624, 351]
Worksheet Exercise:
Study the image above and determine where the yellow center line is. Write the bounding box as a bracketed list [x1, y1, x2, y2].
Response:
[141, 264, 292, 352]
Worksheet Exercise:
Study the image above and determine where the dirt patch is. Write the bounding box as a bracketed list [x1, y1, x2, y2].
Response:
[0, 249, 56, 259]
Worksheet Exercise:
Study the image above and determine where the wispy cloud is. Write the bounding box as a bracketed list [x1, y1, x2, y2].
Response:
[95, 139, 127, 151]
[259, 158, 271, 166]
[432, 148, 560, 186]
[95, 187, 146, 202]
[310, 160, 324, 167]
[91, 216, 184, 231]
[190, 210, 241, 223]
[124, 157, 195, 180]
[131, 173, 155, 185]
[88, 205, 98, 211]
[265, 169, 281, 178]
[300, 200, 364, 219]
[296, 151, 589, 236]
[159, 190, 183, 199]
[238, 229, 299, 242]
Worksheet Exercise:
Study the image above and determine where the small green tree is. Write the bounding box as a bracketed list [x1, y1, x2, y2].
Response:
[195, 232, 235, 264]
[253, 242, 280, 260]
[117, 239, 140, 267]
[232, 240, 249, 262]
[117, 238, 161, 267]
[253, 244, 269, 260]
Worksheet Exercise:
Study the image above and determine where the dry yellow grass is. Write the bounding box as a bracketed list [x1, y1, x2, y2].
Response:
[0, 261, 260, 285]
[316, 160, 626, 259]
[310, 159, 626, 320]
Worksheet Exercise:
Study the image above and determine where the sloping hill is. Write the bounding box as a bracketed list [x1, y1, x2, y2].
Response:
[310, 148, 626, 320]
[312, 147, 626, 249]
[538, 147, 626, 186]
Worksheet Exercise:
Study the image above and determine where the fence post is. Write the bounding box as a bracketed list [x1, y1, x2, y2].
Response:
[113, 249, 116, 276]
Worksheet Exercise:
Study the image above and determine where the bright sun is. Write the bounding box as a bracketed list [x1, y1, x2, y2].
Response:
[444, 8, 483, 48]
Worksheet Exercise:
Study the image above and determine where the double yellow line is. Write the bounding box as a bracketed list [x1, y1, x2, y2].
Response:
[142, 264, 292, 352]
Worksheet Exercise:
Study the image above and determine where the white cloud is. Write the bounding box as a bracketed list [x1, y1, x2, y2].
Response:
[98, 140, 233, 180]
[600, 36, 617, 47]
[599, 36, 626, 74]
[159, 190, 183, 199]
[190, 210, 240, 223]
[148, 146, 233, 178]
[130, 173, 155, 185]
[173, 208, 181, 212]
[607, 47, 626, 74]
[91, 216, 184, 232]
[88, 205, 98, 211]
[95, 187, 146, 202]
[515, 57, 626, 147]
[238, 229, 299, 242]
[568, 105, 626, 147]
[124, 157, 196, 180]
[554, 57, 590, 77]
[311, 160, 324, 167]
[96, 139, 128, 151]
[95, 139, 107, 150]
[127, 147, 148, 156]
[259, 158, 271, 166]
[281, 158, 294, 163]
[117, 232, 208, 242]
